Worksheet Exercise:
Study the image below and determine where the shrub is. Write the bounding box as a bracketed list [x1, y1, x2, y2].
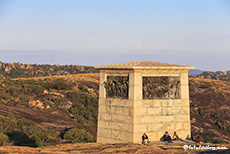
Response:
[45, 78, 74, 90]
[203, 136, 211, 143]
[30, 129, 58, 147]
[53, 97, 67, 106]
[198, 107, 205, 117]
[0, 115, 17, 134]
[199, 86, 209, 89]
[0, 115, 38, 135]
[0, 132, 10, 146]
[7, 131, 34, 146]
[216, 121, 230, 132]
[63, 128, 93, 143]
[213, 138, 228, 144]
[212, 114, 221, 122]
[16, 118, 38, 135]
[78, 84, 88, 92]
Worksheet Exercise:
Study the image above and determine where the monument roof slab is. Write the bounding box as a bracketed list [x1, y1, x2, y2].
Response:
[96, 60, 194, 70]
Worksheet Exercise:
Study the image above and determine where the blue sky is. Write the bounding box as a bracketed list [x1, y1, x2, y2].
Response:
[0, 0, 229, 71]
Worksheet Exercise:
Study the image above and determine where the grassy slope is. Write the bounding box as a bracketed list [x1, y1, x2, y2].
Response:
[189, 78, 230, 142]
[0, 73, 100, 146]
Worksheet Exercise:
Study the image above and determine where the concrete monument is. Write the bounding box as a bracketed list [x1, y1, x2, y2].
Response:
[96, 61, 194, 143]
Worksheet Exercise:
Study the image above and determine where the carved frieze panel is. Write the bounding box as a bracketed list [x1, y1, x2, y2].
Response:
[143, 76, 180, 99]
[104, 76, 129, 99]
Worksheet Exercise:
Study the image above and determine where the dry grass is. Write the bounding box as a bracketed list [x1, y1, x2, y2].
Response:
[12, 73, 100, 83]
[0, 143, 229, 154]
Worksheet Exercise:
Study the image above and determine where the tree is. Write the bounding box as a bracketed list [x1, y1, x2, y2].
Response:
[63, 128, 93, 143]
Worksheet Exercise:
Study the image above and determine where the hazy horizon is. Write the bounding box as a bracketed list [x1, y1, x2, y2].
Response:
[0, 0, 229, 71]
[1, 50, 229, 72]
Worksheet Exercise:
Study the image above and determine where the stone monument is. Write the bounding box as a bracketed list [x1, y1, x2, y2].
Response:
[96, 61, 194, 143]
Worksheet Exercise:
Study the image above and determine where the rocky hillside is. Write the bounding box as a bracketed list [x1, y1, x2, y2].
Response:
[0, 73, 99, 146]
[190, 71, 230, 81]
[189, 78, 230, 143]
[0, 61, 98, 78]
[0, 73, 230, 147]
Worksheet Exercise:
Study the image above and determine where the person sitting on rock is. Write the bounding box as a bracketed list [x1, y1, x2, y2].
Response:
[195, 136, 200, 143]
[142, 133, 150, 144]
[172, 132, 180, 141]
[163, 131, 172, 143]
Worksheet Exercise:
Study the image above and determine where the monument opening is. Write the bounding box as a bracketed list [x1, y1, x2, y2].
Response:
[104, 76, 129, 99]
[142, 76, 180, 100]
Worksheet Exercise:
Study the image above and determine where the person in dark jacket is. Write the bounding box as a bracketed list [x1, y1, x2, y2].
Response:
[163, 131, 172, 143]
[142, 133, 150, 144]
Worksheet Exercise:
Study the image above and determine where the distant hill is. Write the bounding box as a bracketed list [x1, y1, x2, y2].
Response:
[189, 69, 230, 81]
[189, 69, 205, 75]
[0, 61, 99, 78]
